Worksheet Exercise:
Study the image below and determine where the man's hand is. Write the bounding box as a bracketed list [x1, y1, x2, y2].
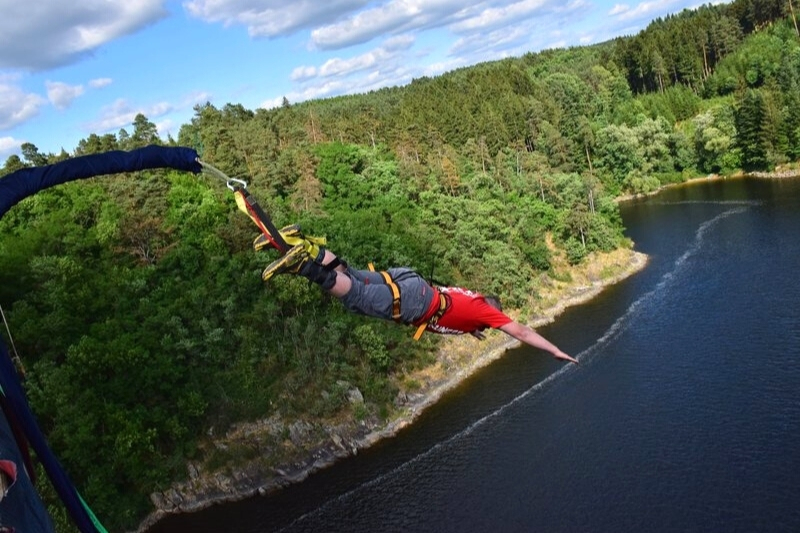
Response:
[553, 349, 579, 365]
[499, 321, 579, 365]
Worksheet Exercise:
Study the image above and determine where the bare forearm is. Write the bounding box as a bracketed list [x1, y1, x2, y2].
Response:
[516, 326, 561, 354]
[499, 322, 578, 364]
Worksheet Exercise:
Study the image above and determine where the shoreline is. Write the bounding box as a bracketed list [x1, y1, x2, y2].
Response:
[137, 248, 649, 532]
[616, 168, 800, 203]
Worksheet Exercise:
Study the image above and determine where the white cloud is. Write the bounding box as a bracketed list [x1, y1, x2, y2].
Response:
[84, 98, 174, 133]
[183, 0, 371, 38]
[181, 91, 213, 107]
[423, 58, 467, 77]
[291, 34, 416, 84]
[290, 65, 318, 82]
[382, 34, 415, 52]
[46, 81, 85, 110]
[0, 1, 168, 70]
[319, 48, 386, 78]
[609, 3, 631, 15]
[263, 56, 419, 110]
[311, 0, 467, 50]
[260, 76, 374, 109]
[309, 0, 584, 52]
[155, 118, 174, 138]
[0, 82, 46, 130]
[544, 38, 568, 50]
[0, 136, 23, 158]
[609, 0, 682, 22]
[260, 96, 288, 110]
[450, 0, 551, 32]
[449, 23, 528, 59]
[89, 78, 113, 88]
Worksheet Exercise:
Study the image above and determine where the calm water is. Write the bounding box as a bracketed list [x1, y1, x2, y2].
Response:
[151, 177, 800, 533]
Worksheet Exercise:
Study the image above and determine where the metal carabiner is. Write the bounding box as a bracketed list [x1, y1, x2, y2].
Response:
[225, 178, 248, 192]
[197, 159, 248, 190]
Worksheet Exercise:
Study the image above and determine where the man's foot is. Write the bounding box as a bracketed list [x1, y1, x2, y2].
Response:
[253, 224, 326, 256]
[262, 244, 311, 282]
[253, 224, 304, 251]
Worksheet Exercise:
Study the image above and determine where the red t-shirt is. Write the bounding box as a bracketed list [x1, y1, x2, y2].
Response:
[426, 287, 512, 335]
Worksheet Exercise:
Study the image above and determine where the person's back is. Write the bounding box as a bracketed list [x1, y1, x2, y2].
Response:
[427, 287, 511, 335]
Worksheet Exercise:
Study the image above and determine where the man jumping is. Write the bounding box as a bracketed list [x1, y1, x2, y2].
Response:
[256, 226, 578, 365]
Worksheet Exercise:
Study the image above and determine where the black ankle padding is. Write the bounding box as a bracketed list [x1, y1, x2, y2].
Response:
[324, 257, 346, 271]
[299, 260, 337, 290]
[319, 270, 337, 290]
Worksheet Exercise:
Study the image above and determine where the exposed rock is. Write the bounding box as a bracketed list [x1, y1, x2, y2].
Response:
[347, 387, 364, 404]
[166, 488, 182, 508]
[394, 390, 409, 406]
[330, 432, 345, 451]
[288, 420, 314, 445]
[747, 169, 800, 179]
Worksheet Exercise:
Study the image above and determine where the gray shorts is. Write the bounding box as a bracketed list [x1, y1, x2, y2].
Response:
[339, 267, 436, 324]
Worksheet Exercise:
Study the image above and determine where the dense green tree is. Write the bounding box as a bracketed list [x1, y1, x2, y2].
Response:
[1, 154, 25, 175]
[131, 113, 161, 148]
[20, 142, 48, 166]
[594, 124, 644, 194]
[76, 133, 119, 155]
[692, 104, 741, 172]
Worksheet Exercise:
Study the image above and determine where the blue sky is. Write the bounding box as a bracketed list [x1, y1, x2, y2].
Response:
[0, 0, 724, 160]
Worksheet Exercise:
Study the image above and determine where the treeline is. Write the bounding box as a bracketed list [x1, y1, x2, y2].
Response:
[1, 2, 799, 530]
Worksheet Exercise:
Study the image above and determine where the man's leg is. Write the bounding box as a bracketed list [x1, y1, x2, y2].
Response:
[306, 249, 351, 297]
[299, 249, 407, 320]
[281, 247, 434, 323]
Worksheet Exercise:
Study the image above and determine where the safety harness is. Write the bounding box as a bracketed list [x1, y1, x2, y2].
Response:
[367, 264, 449, 340]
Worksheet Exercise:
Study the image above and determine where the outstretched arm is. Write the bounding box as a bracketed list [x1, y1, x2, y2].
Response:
[498, 321, 579, 364]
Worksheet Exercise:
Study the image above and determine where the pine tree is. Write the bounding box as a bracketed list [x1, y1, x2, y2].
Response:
[735, 88, 768, 170]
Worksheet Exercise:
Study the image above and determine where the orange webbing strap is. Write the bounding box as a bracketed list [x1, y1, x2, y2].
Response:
[368, 264, 447, 338]
[380, 271, 402, 322]
[368, 263, 402, 322]
[413, 293, 448, 340]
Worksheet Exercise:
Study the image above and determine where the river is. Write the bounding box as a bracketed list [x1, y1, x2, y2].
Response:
[150, 176, 800, 533]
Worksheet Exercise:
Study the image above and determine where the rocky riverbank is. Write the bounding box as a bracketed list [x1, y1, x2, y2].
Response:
[137, 247, 649, 533]
[746, 169, 800, 179]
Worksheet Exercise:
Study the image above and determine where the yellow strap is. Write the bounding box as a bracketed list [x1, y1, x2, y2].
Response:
[412, 294, 448, 341]
[234, 191, 261, 229]
[367, 263, 448, 334]
[379, 271, 402, 320]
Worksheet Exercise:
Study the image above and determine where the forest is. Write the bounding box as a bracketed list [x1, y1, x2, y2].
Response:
[1, 0, 799, 529]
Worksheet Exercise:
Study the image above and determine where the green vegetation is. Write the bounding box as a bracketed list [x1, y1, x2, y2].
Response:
[1, 1, 799, 530]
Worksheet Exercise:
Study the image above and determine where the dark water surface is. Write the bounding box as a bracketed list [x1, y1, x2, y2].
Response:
[151, 177, 800, 533]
